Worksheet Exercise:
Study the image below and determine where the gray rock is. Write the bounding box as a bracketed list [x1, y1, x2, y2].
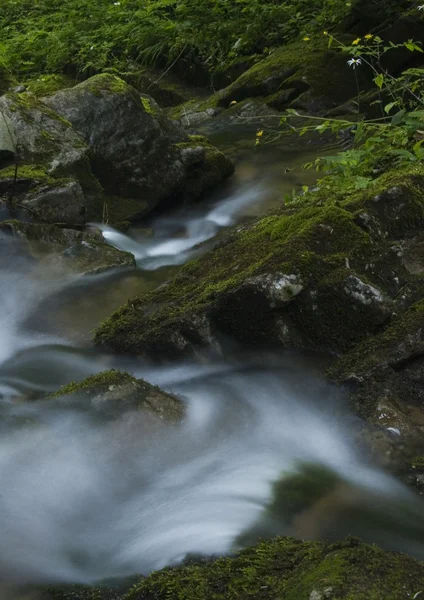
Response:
[44, 74, 233, 217]
[20, 179, 86, 225]
[0, 220, 135, 275]
[49, 370, 184, 422]
[0, 93, 90, 178]
[0, 111, 17, 161]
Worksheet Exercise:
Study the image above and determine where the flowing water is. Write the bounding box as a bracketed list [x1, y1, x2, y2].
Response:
[1, 134, 424, 587]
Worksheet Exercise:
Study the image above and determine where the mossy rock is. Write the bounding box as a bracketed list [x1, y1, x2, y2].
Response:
[0, 220, 135, 275]
[93, 165, 424, 359]
[119, 535, 424, 600]
[216, 38, 374, 113]
[43, 74, 234, 222]
[49, 370, 184, 422]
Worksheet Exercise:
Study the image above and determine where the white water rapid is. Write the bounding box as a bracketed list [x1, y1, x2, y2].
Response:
[1, 149, 424, 587]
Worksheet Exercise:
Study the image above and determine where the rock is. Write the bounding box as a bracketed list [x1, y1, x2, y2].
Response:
[0, 111, 17, 163]
[0, 220, 135, 275]
[0, 92, 103, 222]
[215, 39, 373, 114]
[48, 370, 184, 423]
[93, 536, 424, 600]
[329, 297, 424, 474]
[94, 163, 424, 358]
[44, 74, 234, 220]
[0, 93, 93, 181]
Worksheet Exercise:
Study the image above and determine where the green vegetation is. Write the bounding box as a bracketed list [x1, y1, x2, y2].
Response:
[0, 0, 411, 86]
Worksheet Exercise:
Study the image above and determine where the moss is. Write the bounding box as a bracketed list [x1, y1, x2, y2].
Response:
[218, 38, 373, 108]
[48, 370, 136, 399]
[43, 584, 120, 600]
[0, 163, 55, 183]
[122, 536, 424, 600]
[79, 73, 133, 99]
[93, 201, 372, 354]
[25, 74, 77, 97]
[412, 456, 424, 470]
[6, 91, 73, 128]
[94, 162, 424, 357]
[141, 96, 154, 115]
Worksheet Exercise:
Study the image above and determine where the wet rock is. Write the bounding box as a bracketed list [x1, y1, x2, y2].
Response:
[95, 164, 420, 357]
[0, 220, 135, 275]
[44, 74, 233, 220]
[0, 92, 103, 222]
[48, 370, 184, 423]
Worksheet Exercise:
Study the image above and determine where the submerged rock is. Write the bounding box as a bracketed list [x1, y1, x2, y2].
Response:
[0, 220, 135, 275]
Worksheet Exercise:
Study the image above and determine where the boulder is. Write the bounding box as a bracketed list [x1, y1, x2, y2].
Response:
[93, 165, 424, 359]
[44, 74, 234, 220]
[214, 39, 374, 115]
[0, 220, 135, 275]
[0, 92, 103, 223]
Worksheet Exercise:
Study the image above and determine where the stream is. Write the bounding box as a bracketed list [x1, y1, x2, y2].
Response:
[1, 132, 424, 586]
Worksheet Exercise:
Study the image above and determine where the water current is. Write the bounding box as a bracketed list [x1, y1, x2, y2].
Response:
[1, 134, 424, 587]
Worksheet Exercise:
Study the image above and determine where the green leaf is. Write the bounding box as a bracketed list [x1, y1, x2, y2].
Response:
[384, 102, 396, 114]
[374, 73, 384, 89]
[391, 109, 406, 126]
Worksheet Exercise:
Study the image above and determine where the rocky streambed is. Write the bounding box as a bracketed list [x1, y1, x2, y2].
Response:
[2, 24, 424, 599]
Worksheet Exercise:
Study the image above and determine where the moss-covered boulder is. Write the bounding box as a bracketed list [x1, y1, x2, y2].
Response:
[43, 74, 233, 222]
[0, 92, 103, 223]
[49, 370, 184, 422]
[94, 165, 424, 359]
[214, 38, 373, 115]
[44, 537, 424, 600]
[0, 220, 135, 275]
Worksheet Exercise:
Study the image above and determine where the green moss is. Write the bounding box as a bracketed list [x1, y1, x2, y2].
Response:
[43, 584, 120, 600]
[0, 163, 54, 183]
[25, 74, 77, 97]
[81, 73, 132, 97]
[141, 96, 154, 115]
[93, 200, 372, 353]
[218, 38, 373, 108]
[6, 91, 73, 127]
[122, 536, 424, 600]
[412, 456, 424, 469]
[48, 370, 136, 399]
